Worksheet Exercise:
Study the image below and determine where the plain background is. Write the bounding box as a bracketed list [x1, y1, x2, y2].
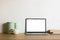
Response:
[0, 0, 60, 33]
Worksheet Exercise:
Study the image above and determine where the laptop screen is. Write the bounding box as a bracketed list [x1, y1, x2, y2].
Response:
[25, 18, 46, 33]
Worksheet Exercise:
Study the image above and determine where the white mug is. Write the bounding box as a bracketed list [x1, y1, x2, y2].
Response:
[14, 29, 20, 34]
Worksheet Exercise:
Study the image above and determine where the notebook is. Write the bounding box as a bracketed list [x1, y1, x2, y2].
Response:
[25, 18, 48, 35]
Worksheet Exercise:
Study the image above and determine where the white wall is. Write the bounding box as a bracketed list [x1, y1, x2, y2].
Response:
[0, 0, 60, 33]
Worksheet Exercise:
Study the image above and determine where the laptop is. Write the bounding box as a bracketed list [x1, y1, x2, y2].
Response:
[25, 18, 48, 35]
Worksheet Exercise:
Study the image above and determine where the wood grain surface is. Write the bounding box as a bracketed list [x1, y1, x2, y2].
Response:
[0, 33, 60, 40]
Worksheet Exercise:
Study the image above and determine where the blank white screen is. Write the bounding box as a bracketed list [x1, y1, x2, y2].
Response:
[27, 20, 45, 32]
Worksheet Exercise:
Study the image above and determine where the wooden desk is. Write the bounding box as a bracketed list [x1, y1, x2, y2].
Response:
[0, 34, 60, 40]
